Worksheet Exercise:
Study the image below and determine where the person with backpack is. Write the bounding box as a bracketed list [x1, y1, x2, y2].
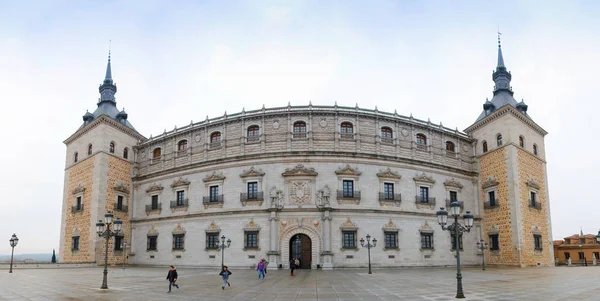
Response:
[166, 265, 180, 293]
[219, 265, 232, 290]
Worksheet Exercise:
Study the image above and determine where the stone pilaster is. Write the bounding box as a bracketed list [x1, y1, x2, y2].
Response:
[321, 210, 333, 270]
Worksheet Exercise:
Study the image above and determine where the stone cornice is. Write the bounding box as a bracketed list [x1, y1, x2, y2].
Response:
[464, 104, 548, 136]
[64, 114, 147, 145]
[334, 164, 362, 176]
[376, 168, 402, 179]
[282, 164, 318, 177]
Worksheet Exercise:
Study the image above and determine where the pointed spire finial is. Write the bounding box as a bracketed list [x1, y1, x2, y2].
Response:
[496, 31, 505, 68]
[497, 29, 501, 48]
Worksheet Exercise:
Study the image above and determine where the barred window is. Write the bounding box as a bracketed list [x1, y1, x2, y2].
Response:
[71, 236, 80, 251]
[384, 232, 397, 249]
[534, 234, 543, 251]
[147, 235, 157, 251]
[420, 233, 433, 249]
[173, 234, 185, 250]
[293, 121, 307, 133]
[342, 231, 356, 249]
[206, 233, 219, 249]
[489, 234, 499, 250]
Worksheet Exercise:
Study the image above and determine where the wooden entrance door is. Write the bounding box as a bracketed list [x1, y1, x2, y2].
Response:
[290, 234, 312, 269]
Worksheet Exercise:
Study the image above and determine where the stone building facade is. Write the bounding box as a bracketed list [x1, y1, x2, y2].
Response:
[59, 40, 553, 268]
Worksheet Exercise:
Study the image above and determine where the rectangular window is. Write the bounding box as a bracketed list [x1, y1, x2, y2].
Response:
[384, 183, 394, 200]
[530, 191, 537, 206]
[342, 231, 356, 249]
[565, 252, 570, 259]
[384, 232, 397, 249]
[594, 252, 599, 260]
[76, 196, 82, 209]
[420, 233, 433, 249]
[247, 182, 258, 199]
[342, 180, 354, 197]
[245, 231, 258, 249]
[206, 233, 219, 249]
[151, 195, 159, 210]
[147, 236, 157, 251]
[489, 234, 500, 250]
[173, 234, 185, 250]
[578, 252, 585, 260]
[488, 191, 496, 206]
[534, 234, 543, 251]
[114, 236, 123, 251]
[449, 191, 458, 202]
[71, 236, 80, 251]
[117, 195, 123, 210]
[209, 185, 219, 202]
[177, 191, 185, 202]
[451, 233, 463, 250]
[419, 187, 429, 202]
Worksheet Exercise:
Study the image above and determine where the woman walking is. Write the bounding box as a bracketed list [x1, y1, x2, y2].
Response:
[256, 258, 266, 279]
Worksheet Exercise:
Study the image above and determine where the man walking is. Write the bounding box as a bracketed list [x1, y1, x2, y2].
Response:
[166, 265, 180, 293]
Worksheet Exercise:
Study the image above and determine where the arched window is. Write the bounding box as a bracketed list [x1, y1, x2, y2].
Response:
[519, 136, 524, 147]
[446, 141, 455, 152]
[153, 148, 162, 159]
[293, 121, 306, 133]
[178, 140, 188, 152]
[88, 144, 93, 155]
[496, 134, 503, 147]
[109, 142, 115, 154]
[210, 132, 222, 148]
[74, 152, 78, 163]
[123, 148, 128, 159]
[482, 141, 488, 153]
[381, 127, 393, 144]
[293, 121, 307, 138]
[533, 144, 538, 156]
[247, 125, 260, 142]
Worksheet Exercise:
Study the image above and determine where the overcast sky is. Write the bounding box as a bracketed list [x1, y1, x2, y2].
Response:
[1, 0, 599, 255]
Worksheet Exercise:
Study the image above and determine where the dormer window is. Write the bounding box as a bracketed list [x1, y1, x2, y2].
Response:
[88, 144, 93, 155]
[109, 142, 115, 154]
[496, 134, 503, 147]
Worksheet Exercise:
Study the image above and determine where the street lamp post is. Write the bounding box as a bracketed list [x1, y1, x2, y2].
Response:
[219, 235, 231, 267]
[436, 201, 474, 299]
[8, 234, 19, 273]
[96, 212, 122, 289]
[476, 239, 488, 271]
[360, 234, 377, 274]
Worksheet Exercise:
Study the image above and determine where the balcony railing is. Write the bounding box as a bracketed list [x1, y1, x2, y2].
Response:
[415, 196, 436, 205]
[114, 203, 128, 212]
[145, 203, 162, 212]
[484, 201, 499, 209]
[170, 199, 189, 208]
[337, 190, 361, 199]
[529, 200, 542, 209]
[445, 199, 464, 209]
[240, 192, 264, 201]
[71, 204, 84, 213]
[379, 192, 402, 201]
[292, 132, 307, 139]
[203, 194, 224, 204]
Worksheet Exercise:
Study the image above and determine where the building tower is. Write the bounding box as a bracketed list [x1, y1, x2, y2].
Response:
[464, 37, 554, 266]
[59, 53, 145, 264]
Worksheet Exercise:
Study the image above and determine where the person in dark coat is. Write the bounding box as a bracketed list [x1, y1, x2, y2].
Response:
[166, 265, 180, 293]
[219, 265, 232, 290]
[290, 258, 296, 276]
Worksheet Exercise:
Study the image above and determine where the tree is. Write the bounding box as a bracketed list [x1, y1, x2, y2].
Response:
[51, 249, 56, 263]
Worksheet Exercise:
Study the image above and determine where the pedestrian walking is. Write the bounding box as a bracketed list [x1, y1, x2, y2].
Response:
[166, 265, 180, 293]
[264, 258, 269, 275]
[290, 257, 296, 276]
[219, 265, 232, 290]
[257, 258, 266, 279]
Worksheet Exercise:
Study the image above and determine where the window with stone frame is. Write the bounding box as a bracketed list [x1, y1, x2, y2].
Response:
[416, 133, 427, 145]
[153, 148, 161, 159]
[210, 132, 221, 144]
[123, 148, 128, 159]
[449, 191, 458, 202]
[173, 234, 185, 250]
[74, 152, 78, 163]
[342, 231, 357, 249]
[420, 233, 433, 250]
[88, 144, 93, 155]
[116, 195, 124, 210]
[247, 125, 260, 142]
[247, 182, 258, 199]
[71, 236, 80, 251]
[381, 127, 393, 140]
[114, 235, 124, 251]
[496, 134, 503, 147]
[209, 185, 219, 202]
[147, 235, 158, 251]
[384, 232, 398, 249]
[176, 190, 185, 206]
[534, 234, 543, 251]
[446, 141, 455, 152]
[109, 142, 115, 154]
[206, 233, 220, 250]
[450, 233, 463, 250]
[489, 234, 500, 250]
[419, 186, 430, 203]
[293, 121, 307, 133]
[519, 136, 524, 147]
[76, 196, 82, 210]
[151, 195, 159, 210]
[177, 140, 188, 152]
[488, 190, 497, 207]
[383, 182, 394, 200]
[342, 180, 354, 197]
[533, 144, 538, 156]
[245, 231, 259, 249]
[530, 191, 538, 208]
[482, 141, 488, 153]
[340, 122, 354, 139]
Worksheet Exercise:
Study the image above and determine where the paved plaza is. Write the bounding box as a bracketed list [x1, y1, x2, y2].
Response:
[0, 265, 599, 301]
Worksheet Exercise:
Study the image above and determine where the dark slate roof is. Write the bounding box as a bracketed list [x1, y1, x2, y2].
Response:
[87, 102, 136, 130]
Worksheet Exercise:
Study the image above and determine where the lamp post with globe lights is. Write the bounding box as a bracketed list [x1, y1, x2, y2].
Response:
[360, 234, 377, 274]
[8, 234, 19, 273]
[219, 235, 231, 267]
[96, 212, 122, 289]
[436, 201, 474, 299]
[476, 239, 488, 270]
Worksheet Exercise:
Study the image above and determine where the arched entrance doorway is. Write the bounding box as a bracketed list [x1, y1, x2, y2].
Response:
[289, 234, 311, 269]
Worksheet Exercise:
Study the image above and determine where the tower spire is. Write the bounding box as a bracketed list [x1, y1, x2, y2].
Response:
[497, 31, 505, 68]
[98, 41, 117, 103]
[492, 32, 513, 95]
[104, 40, 113, 83]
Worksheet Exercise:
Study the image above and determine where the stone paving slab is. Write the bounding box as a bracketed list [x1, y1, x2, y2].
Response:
[0, 266, 599, 300]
